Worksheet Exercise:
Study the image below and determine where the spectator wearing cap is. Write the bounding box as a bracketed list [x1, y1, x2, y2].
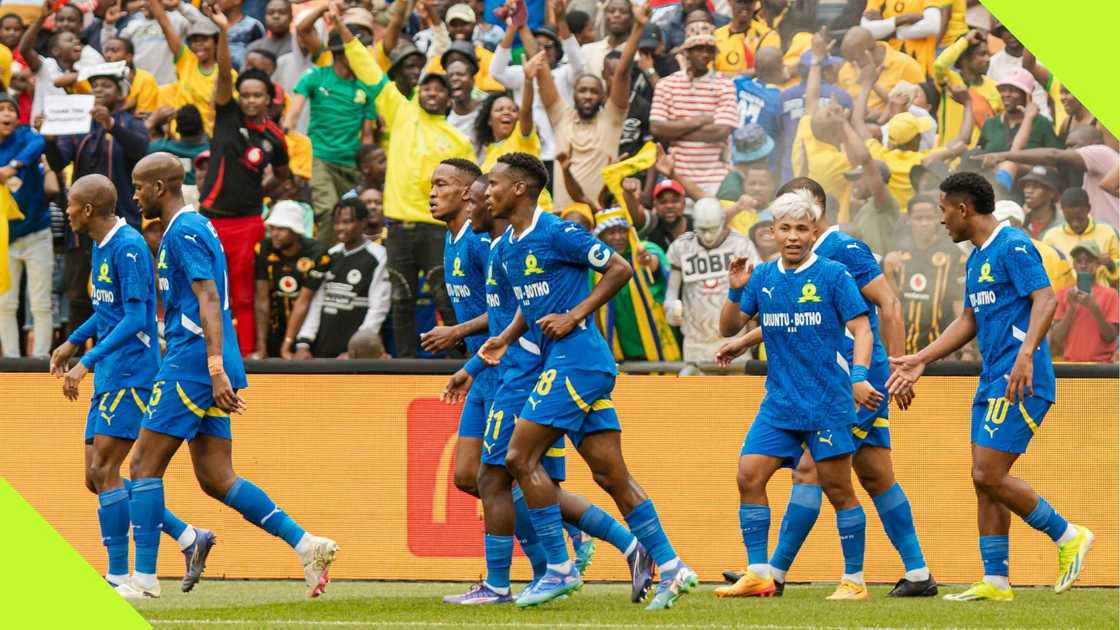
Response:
[854, 59, 974, 210]
[931, 29, 1002, 147]
[988, 19, 1051, 120]
[661, 0, 729, 54]
[846, 160, 899, 256]
[422, 3, 504, 93]
[632, 179, 689, 253]
[581, 0, 633, 81]
[246, 0, 294, 59]
[908, 161, 949, 196]
[733, 45, 785, 173]
[881, 193, 965, 355]
[252, 199, 327, 358]
[341, 26, 472, 358]
[45, 62, 148, 227]
[540, 3, 644, 213]
[836, 26, 924, 115]
[100, 37, 159, 115]
[0, 91, 52, 358]
[286, 15, 379, 244]
[1050, 240, 1120, 363]
[1043, 187, 1120, 288]
[196, 4, 291, 356]
[148, 105, 210, 189]
[878, 81, 936, 151]
[490, 10, 586, 163]
[778, 49, 850, 181]
[101, 0, 190, 86]
[977, 67, 1060, 154]
[1017, 165, 1064, 238]
[148, 0, 227, 133]
[980, 123, 1120, 228]
[859, 0, 942, 75]
[650, 30, 736, 195]
[712, 0, 779, 76]
[992, 199, 1075, 292]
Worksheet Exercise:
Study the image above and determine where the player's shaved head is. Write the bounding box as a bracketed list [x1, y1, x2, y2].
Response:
[841, 27, 873, 61]
[134, 151, 185, 188]
[70, 174, 117, 216]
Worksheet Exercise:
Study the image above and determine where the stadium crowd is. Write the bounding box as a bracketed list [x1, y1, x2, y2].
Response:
[0, 0, 1117, 364]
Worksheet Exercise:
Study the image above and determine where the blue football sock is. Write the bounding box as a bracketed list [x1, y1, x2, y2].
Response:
[528, 504, 569, 567]
[871, 483, 926, 571]
[980, 535, 1009, 577]
[836, 505, 867, 575]
[129, 478, 164, 575]
[97, 487, 130, 577]
[484, 534, 514, 591]
[1024, 497, 1070, 542]
[512, 487, 547, 579]
[223, 477, 306, 548]
[563, 521, 582, 543]
[739, 503, 770, 568]
[624, 499, 678, 569]
[162, 508, 189, 541]
[578, 504, 636, 554]
[769, 484, 822, 573]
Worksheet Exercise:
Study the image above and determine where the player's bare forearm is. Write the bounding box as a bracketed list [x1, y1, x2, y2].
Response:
[254, 280, 270, 357]
[457, 312, 489, 339]
[719, 300, 749, 337]
[741, 326, 762, 348]
[192, 280, 226, 361]
[569, 255, 632, 321]
[864, 276, 904, 356]
[498, 309, 529, 346]
[846, 315, 873, 368]
[1020, 287, 1057, 356]
[284, 287, 314, 344]
[917, 308, 977, 364]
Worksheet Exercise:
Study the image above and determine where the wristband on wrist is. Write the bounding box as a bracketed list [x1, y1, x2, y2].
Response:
[728, 286, 744, 303]
[850, 364, 869, 384]
[207, 355, 224, 375]
[463, 355, 485, 378]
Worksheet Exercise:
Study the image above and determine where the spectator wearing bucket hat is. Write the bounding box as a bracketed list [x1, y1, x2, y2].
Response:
[650, 30, 737, 194]
[1050, 238, 1120, 363]
[253, 200, 328, 358]
[286, 14, 381, 245]
[422, 3, 505, 93]
[988, 18, 1051, 120]
[1016, 165, 1064, 238]
[715, 123, 774, 206]
[977, 67, 1061, 154]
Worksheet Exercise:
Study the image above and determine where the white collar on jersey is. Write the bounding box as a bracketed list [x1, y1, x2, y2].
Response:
[98, 217, 127, 247]
[811, 224, 840, 252]
[164, 205, 198, 232]
[779, 252, 818, 274]
[511, 206, 544, 243]
[979, 220, 1010, 251]
[452, 218, 472, 244]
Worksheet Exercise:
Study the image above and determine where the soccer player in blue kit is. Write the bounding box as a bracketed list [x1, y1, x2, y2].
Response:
[716, 178, 934, 598]
[888, 172, 1093, 601]
[713, 189, 883, 601]
[49, 174, 215, 595]
[120, 153, 338, 599]
[476, 153, 694, 610]
[439, 173, 655, 605]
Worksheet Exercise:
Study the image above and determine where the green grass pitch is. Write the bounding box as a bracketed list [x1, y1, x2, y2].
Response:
[137, 580, 1118, 629]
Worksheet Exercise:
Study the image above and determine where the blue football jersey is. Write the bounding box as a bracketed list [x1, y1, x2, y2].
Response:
[444, 220, 491, 355]
[740, 255, 868, 430]
[734, 76, 783, 173]
[965, 223, 1056, 402]
[486, 228, 543, 387]
[813, 226, 889, 370]
[156, 208, 247, 388]
[500, 209, 617, 375]
[89, 219, 159, 394]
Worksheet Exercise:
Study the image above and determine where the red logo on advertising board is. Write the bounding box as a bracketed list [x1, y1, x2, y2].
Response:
[406, 398, 485, 556]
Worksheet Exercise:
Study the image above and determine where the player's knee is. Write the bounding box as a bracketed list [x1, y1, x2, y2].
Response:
[855, 468, 894, 497]
[791, 462, 818, 486]
[504, 447, 535, 482]
[454, 470, 478, 496]
[87, 459, 116, 492]
[83, 468, 98, 494]
[736, 467, 765, 498]
[196, 469, 236, 500]
[818, 476, 857, 510]
[970, 462, 1005, 491]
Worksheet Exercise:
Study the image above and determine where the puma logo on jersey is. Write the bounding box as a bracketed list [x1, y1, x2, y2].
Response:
[846, 243, 861, 250]
[125, 252, 139, 261]
[483, 442, 493, 454]
[984, 425, 998, 438]
[818, 433, 833, 446]
[526, 397, 540, 410]
[183, 234, 199, 244]
[761, 287, 773, 299]
[1014, 246, 1028, 254]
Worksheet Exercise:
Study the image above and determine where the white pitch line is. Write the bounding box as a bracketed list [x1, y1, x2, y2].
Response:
[147, 621, 1037, 630]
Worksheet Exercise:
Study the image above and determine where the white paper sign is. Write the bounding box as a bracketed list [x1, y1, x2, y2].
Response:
[41, 94, 95, 136]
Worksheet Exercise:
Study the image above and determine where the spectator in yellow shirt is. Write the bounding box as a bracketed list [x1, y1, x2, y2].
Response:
[712, 0, 781, 76]
[853, 59, 973, 209]
[102, 37, 160, 115]
[1043, 187, 1120, 287]
[837, 26, 924, 113]
[149, 0, 228, 134]
[931, 29, 1002, 147]
[861, 0, 942, 75]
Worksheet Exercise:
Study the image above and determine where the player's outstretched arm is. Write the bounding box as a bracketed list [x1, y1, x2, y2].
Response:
[421, 312, 489, 353]
[847, 314, 884, 411]
[714, 327, 762, 366]
[193, 279, 247, 413]
[539, 253, 632, 340]
[887, 306, 977, 394]
[1005, 286, 1057, 404]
